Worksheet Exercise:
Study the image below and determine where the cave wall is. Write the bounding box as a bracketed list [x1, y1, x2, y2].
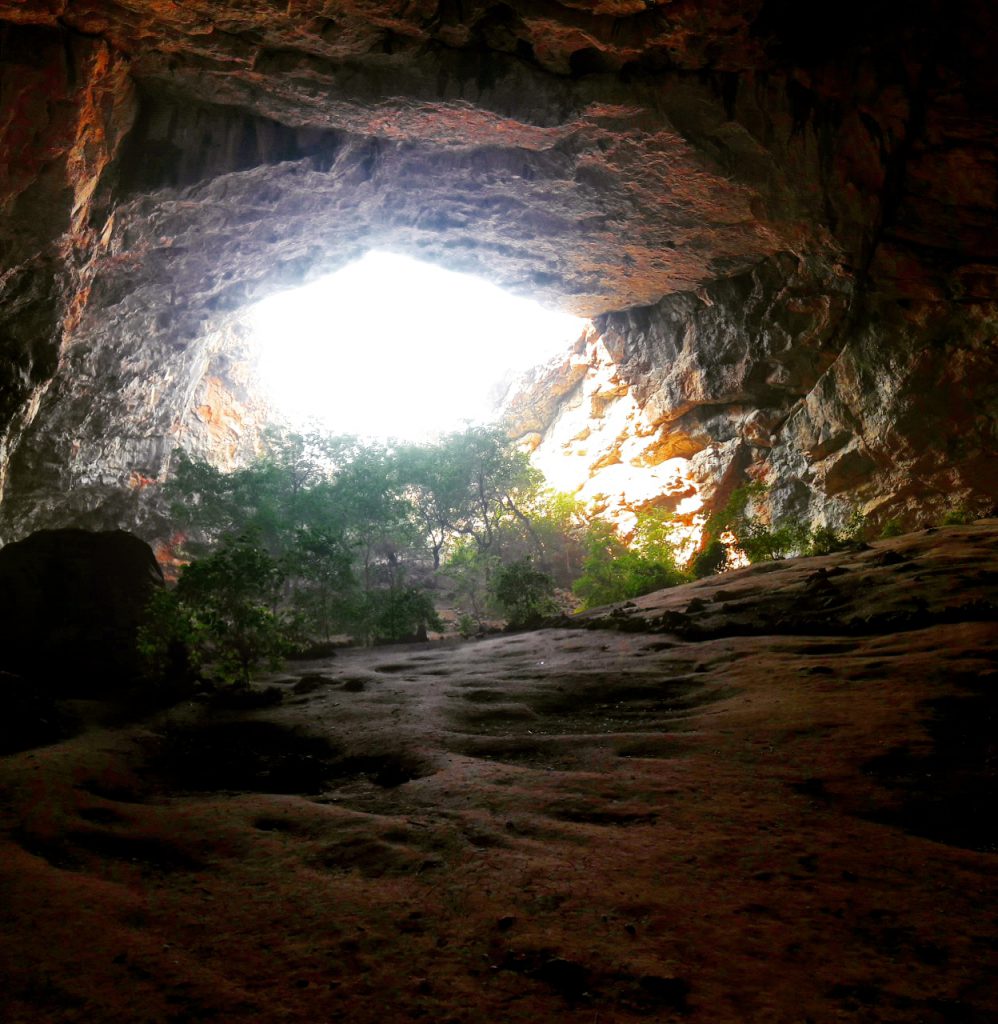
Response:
[0, 2, 995, 543]
[507, 252, 997, 530]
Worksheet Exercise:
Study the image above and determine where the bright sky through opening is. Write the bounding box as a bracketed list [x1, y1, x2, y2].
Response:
[250, 251, 587, 440]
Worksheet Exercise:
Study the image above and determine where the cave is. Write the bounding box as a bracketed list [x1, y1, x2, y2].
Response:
[1, 2, 996, 1022]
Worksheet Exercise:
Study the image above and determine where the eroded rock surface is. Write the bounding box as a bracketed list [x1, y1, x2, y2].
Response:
[503, 251, 997, 529]
[1, 521, 995, 1021]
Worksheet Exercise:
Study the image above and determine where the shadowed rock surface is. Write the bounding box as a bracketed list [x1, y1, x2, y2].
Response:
[0, 529, 163, 692]
[1, 522, 995, 1022]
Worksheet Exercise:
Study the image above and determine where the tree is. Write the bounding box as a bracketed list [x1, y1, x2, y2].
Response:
[281, 522, 355, 642]
[364, 584, 443, 644]
[489, 557, 558, 629]
[527, 490, 590, 586]
[441, 537, 496, 630]
[161, 425, 584, 646]
[398, 425, 541, 558]
[690, 538, 728, 578]
[699, 483, 865, 564]
[141, 531, 292, 686]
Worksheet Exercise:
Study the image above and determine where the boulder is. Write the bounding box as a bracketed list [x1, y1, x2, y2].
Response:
[0, 529, 164, 694]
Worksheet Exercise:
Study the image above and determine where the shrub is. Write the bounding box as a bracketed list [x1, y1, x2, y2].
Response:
[808, 508, 868, 554]
[367, 584, 443, 643]
[572, 513, 687, 609]
[490, 557, 558, 628]
[136, 587, 198, 684]
[441, 538, 496, 629]
[879, 518, 903, 538]
[703, 484, 867, 564]
[940, 506, 973, 526]
[690, 538, 728, 578]
[736, 517, 811, 561]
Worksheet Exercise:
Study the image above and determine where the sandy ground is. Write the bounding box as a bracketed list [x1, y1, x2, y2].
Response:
[1, 522, 996, 1023]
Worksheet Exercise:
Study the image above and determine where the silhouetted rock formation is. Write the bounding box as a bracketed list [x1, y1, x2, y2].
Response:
[0, 529, 164, 692]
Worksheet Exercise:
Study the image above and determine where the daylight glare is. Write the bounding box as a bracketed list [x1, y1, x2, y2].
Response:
[249, 251, 586, 440]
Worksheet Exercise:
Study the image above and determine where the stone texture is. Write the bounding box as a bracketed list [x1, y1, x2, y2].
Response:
[506, 253, 997, 530]
[1, 520, 997, 1021]
[0, 2, 995, 541]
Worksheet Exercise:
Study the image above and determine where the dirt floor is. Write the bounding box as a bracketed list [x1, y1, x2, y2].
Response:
[1, 523, 996, 1023]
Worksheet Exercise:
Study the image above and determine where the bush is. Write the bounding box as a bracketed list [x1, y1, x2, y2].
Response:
[490, 557, 558, 628]
[366, 585, 443, 643]
[136, 587, 198, 685]
[572, 513, 687, 609]
[703, 484, 867, 564]
[140, 531, 293, 686]
[441, 538, 496, 629]
[457, 613, 478, 639]
[940, 506, 973, 526]
[701, 482, 798, 563]
[690, 538, 728, 578]
[879, 518, 903, 538]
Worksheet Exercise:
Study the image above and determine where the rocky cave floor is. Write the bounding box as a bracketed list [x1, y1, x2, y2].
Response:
[1, 523, 997, 1024]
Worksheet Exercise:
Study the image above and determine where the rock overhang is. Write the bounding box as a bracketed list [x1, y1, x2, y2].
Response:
[0, 1, 995, 539]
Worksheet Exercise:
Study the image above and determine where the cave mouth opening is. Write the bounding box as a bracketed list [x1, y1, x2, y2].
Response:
[247, 250, 587, 441]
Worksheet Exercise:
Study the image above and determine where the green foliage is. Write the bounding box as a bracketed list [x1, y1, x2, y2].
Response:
[879, 518, 903, 538]
[358, 585, 443, 645]
[690, 538, 728, 578]
[136, 587, 198, 683]
[163, 424, 558, 647]
[702, 484, 865, 564]
[456, 613, 477, 639]
[441, 537, 496, 629]
[572, 511, 688, 610]
[940, 505, 973, 526]
[716, 484, 810, 562]
[517, 490, 589, 587]
[281, 524, 354, 642]
[489, 557, 558, 628]
[396, 424, 544, 571]
[140, 532, 293, 685]
[175, 531, 291, 684]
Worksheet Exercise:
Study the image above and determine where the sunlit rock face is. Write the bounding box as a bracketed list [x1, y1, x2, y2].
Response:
[0, 2, 996, 540]
[504, 251, 997, 530]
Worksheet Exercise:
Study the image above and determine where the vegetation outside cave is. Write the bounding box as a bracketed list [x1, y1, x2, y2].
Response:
[141, 425, 932, 688]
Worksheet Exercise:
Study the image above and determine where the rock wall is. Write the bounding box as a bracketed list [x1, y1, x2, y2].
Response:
[505, 252, 997, 531]
[0, 3, 995, 543]
[0, 26, 136, 510]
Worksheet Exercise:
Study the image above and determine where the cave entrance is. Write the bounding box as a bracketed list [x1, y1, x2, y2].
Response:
[247, 251, 586, 440]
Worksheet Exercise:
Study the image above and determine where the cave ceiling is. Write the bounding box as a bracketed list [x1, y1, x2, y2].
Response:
[0, 1, 995, 538]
